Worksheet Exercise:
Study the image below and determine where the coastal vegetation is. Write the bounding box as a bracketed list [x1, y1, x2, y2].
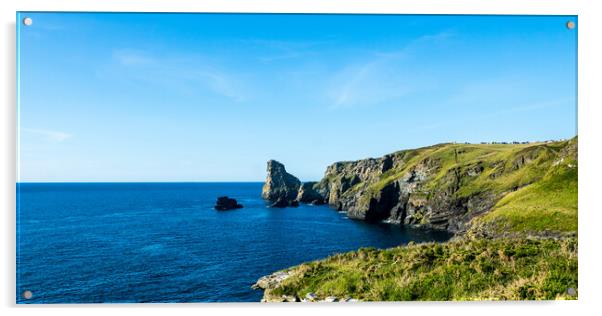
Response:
[261, 237, 577, 301]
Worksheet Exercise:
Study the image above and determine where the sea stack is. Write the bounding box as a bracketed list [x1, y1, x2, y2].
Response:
[261, 160, 301, 207]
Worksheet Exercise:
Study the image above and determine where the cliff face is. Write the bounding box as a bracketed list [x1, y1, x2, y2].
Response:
[262, 137, 577, 235]
[314, 137, 577, 234]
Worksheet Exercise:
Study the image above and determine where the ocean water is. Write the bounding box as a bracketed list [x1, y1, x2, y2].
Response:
[16, 182, 451, 303]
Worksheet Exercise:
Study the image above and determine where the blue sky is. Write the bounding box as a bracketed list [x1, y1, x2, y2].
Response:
[17, 13, 577, 182]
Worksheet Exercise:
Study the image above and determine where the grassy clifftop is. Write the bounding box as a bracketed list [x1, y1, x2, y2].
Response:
[261, 237, 577, 301]
[468, 137, 577, 236]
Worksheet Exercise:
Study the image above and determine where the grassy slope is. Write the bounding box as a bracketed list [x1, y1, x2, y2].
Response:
[261, 138, 578, 301]
[471, 163, 577, 234]
[469, 137, 577, 235]
[367, 142, 541, 195]
[269, 238, 578, 301]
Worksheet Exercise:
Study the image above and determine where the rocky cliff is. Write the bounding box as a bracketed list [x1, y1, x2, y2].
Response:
[262, 137, 577, 236]
[314, 137, 578, 235]
[263, 137, 577, 233]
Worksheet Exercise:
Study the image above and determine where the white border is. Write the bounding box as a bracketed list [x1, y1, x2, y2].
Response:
[5, 0, 582, 15]
[2, 1, 601, 316]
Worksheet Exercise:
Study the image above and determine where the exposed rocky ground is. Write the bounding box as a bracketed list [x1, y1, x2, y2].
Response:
[252, 271, 360, 302]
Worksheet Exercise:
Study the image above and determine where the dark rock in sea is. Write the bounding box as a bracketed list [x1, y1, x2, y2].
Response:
[262, 160, 302, 205]
[214, 196, 243, 210]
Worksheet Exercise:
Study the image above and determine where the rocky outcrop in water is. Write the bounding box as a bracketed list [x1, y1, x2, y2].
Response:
[214, 196, 243, 210]
[261, 160, 301, 207]
[261, 161, 324, 207]
[296, 182, 325, 205]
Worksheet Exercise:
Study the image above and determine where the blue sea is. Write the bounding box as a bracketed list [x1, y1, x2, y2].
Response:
[16, 182, 451, 303]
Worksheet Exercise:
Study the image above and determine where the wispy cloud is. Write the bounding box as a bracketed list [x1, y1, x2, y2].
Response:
[113, 49, 156, 66]
[236, 39, 328, 63]
[21, 128, 72, 142]
[328, 57, 411, 108]
[326, 31, 454, 109]
[106, 49, 248, 102]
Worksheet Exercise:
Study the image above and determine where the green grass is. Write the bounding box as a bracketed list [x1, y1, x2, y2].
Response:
[266, 237, 578, 301]
[471, 158, 577, 234]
